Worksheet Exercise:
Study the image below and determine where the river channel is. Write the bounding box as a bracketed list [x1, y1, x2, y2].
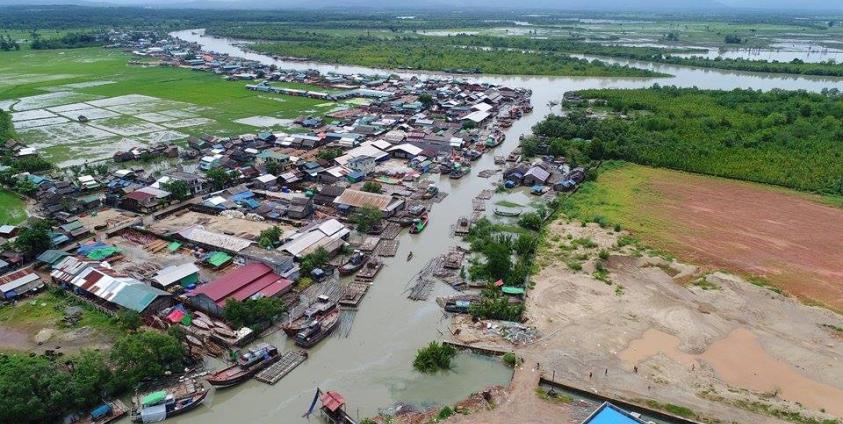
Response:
[148, 29, 843, 424]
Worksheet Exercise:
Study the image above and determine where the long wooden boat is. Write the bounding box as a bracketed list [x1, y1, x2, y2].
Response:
[207, 343, 281, 388]
[494, 207, 522, 217]
[132, 381, 207, 423]
[75, 400, 127, 424]
[294, 308, 341, 349]
[338, 251, 369, 276]
[282, 295, 337, 336]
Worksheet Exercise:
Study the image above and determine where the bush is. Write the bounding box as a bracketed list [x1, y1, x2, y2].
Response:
[362, 181, 383, 193]
[502, 352, 518, 367]
[413, 342, 457, 373]
[437, 406, 455, 420]
[518, 212, 543, 231]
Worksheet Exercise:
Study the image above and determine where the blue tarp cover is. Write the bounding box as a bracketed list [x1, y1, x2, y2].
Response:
[90, 403, 111, 419]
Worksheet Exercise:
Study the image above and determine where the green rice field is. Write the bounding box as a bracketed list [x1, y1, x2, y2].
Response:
[0, 47, 342, 165]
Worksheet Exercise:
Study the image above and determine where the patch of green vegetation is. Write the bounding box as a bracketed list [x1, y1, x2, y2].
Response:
[539, 88, 843, 195]
[571, 237, 597, 249]
[495, 200, 523, 208]
[535, 387, 574, 404]
[0, 189, 26, 224]
[641, 399, 699, 420]
[747, 276, 785, 295]
[413, 342, 457, 373]
[566, 260, 583, 271]
[502, 352, 518, 367]
[699, 389, 839, 424]
[693, 277, 721, 291]
[0, 290, 121, 336]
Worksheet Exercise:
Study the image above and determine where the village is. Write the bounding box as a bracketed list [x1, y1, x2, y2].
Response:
[0, 30, 607, 424]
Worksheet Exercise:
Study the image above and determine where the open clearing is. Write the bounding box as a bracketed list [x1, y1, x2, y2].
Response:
[563, 163, 843, 311]
[0, 47, 337, 165]
[0, 190, 27, 225]
[451, 220, 843, 424]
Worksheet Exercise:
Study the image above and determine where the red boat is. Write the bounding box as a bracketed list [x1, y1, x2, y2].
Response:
[206, 344, 281, 388]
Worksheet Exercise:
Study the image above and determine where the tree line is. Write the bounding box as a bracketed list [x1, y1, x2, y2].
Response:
[529, 86, 843, 195]
[0, 330, 186, 423]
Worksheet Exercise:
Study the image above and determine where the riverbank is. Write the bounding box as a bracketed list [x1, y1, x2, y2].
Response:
[449, 218, 843, 424]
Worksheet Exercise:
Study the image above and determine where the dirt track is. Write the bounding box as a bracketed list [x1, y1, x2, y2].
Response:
[449, 221, 843, 424]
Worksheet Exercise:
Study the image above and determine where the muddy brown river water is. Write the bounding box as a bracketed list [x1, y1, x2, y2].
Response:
[130, 30, 843, 423]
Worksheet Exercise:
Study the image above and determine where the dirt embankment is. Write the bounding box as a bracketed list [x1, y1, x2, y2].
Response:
[447, 220, 843, 424]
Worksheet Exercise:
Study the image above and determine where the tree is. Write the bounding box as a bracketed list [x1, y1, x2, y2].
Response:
[15, 219, 52, 258]
[469, 291, 524, 321]
[205, 167, 234, 191]
[13, 178, 38, 196]
[115, 309, 141, 331]
[483, 240, 512, 282]
[265, 159, 284, 176]
[68, 350, 114, 407]
[0, 354, 72, 423]
[299, 247, 329, 276]
[162, 179, 191, 201]
[258, 226, 283, 249]
[223, 297, 285, 330]
[419, 92, 434, 107]
[110, 331, 184, 390]
[317, 148, 343, 161]
[361, 181, 382, 193]
[518, 212, 543, 231]
[413, 342, 456, 373]
[352, 204, 383, 233]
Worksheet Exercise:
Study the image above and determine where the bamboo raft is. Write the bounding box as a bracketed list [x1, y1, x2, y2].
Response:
[375, 239, 399, 257]
[359, 236, 380, 252]
[454, 217, 471, 236]
[380, 222, 402, 240]
[472, 199, 486, 211]
[355, 260, 383, 281]
[255, 351, 308, 385]
[477, 189, 493, 200]
[339, 282, 370, 307]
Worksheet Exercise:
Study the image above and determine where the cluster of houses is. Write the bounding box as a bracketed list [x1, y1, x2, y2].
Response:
[0, 33, 588, 345]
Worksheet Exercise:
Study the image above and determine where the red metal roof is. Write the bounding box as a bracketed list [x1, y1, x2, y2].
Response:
[190, 263, 288, 305]
[320, 391, 345, 412]
[125, 191, 155, 201]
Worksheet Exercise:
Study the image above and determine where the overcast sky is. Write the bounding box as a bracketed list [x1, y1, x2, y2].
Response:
[9, 0, 843, 11]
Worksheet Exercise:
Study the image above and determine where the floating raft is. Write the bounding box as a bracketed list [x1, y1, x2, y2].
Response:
[376, 239, 399, 257]
[355, 261, 383, 281]
[339, 282, 370, 307]
[359, 236, 380, 252]
[381, 222, 402, 240]
[255, 351, 307, 385]
[477, 189, 493, 200]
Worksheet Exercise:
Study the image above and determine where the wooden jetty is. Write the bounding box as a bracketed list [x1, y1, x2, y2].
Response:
[339, 282, 370, 307]
[477, 189, 493, 200]
[255, 351, 308, 385]
[376, 239, 399, 257]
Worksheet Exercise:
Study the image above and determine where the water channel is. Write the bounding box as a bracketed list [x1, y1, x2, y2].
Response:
[143, 29, 843, 424]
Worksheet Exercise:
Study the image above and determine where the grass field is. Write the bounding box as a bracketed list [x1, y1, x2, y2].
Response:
[563, 162, 843, 311]
[0, 189, 27, 225]
[0, 47, 342, 164]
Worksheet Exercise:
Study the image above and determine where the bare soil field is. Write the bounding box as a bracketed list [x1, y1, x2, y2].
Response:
[450, 220, 843, 424]
[570, 164, 843, 311]
[147, 210, 292, 241]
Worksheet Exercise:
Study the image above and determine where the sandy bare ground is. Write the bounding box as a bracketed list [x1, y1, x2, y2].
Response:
[640, 171, 843, 311]
[448, 220, 843, 424]
[148, 210, 293, 240]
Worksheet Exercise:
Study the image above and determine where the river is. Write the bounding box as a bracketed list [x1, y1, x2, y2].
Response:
[152, 29, 843, 424]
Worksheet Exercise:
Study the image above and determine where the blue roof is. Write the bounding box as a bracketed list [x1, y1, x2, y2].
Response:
[583, 403, 645, 424]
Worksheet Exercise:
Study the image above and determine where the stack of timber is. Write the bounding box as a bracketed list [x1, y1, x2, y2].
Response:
[375, 239, 399, 257]
[255, 351, 308, 385]
[355, 259, 383, 281]
[339, 282, 370, 307]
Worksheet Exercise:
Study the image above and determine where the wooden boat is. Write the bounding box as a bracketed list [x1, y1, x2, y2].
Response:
[355, 259, 383, 281]
[338, 250, 369, 276]
[421, 185, 438, 200]
[207, 343, 281, 388]
[132, 381, 207, 422]
[406, 251, 413, 261]
[282, 295, 337, 336]
[191, 319, 211, 330]
[409, 214, 429, 234]
[213, 326, 236, 339]
[449, 166, 469, 179]
[494, 207, 522, 217]
[294, 308, 341, 349]
[75, 400, 127, 424]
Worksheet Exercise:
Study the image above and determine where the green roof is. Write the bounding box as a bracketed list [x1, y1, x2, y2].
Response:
[112, 284, 168, 313]
[501, 286, 525, 295]
[37, 250, 70, 265]
[86, 247, 119, 261]
[167, 242, 182, 252]
[207, 251, 232, 267]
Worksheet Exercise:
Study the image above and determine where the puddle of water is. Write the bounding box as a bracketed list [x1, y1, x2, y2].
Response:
[618, 328, 843, 416]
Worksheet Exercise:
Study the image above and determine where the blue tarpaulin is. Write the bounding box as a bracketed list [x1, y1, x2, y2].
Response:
[90, 403, 112, 419]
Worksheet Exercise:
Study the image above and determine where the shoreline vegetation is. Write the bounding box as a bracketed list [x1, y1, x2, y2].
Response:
[525, 86, 843, 195]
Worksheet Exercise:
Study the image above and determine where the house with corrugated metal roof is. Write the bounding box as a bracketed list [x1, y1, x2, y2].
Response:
[332, 189, 405, 217]
[187, 262, 292, 316]
[62, 264, 171, 315]
[0, 267, 44, 299]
